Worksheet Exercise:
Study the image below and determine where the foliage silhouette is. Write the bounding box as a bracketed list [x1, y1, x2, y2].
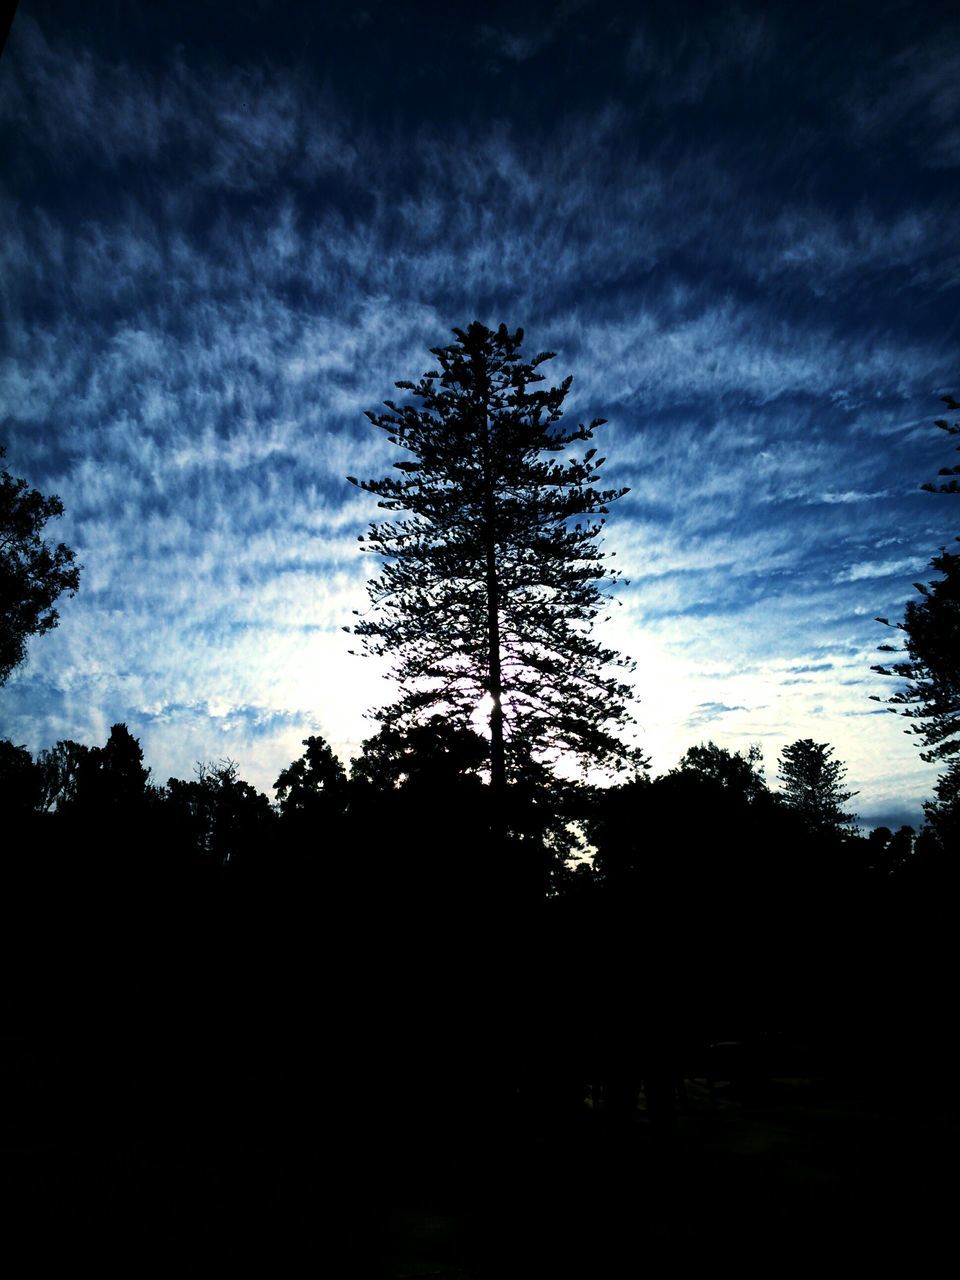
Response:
[777, 738, 858, 834]
[75, 722, 151, 813]
[0, 738, 43, 815]
[34, 739, 91, 812]
[346, 717, 495, 910]
[864, 824, 916, 876]
[349, 715, 488, 793]
[346, 321, 640, 830]
[166, 758, 275, 865]
[919, 392, 960, 494]
[0, 446, 81, 685]
[672, 740, 766, 802]
[873, 391, 960, 774]
[4, 717, 956, 1266]
[921, 758, 960, 852]
[275, 734, 348, 817]
[872, 543, 960, 764]
[591, 742, 784, 909]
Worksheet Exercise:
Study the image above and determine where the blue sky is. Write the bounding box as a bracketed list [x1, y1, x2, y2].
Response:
[1, 1, 957, 827]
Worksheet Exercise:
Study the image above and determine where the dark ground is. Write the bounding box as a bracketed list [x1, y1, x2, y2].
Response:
[382, 1072, 955, 1276]
[3, 1040, 955, 1275]
[3, 857, 956, 1273]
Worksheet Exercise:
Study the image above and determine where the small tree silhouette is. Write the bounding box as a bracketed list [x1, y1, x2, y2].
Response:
[777, 739, 858, 833]
[0, 447, 81, 684]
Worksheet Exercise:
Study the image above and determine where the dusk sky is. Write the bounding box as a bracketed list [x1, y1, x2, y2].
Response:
[2, 1, 957, 828]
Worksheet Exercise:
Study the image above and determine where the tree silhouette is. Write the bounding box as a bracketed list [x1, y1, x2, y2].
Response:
[872, 545, 960, 762]
[873, 392, 960, 763]
[777, 739, 857, 833]
[919, 392, 960, 494]
[0, 447, 81, 684]
[166, 759, 274, 865]
[35, 739, 91, 812]
[673, 740, 767, 803]
[0, 739, 43, 816]
[275, 734, 348, 818]
[81, 723, 151, 812]
[921, 758, 960, 851]
[346, 717, 492, 906]
[865, 824, 916, 875]
[349, 716, 488, 793]
[273, 735, 349, 870]
[346, 321, 639, 832]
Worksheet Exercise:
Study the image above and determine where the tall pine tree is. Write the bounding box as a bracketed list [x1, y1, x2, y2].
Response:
[346, 322, 640, 824]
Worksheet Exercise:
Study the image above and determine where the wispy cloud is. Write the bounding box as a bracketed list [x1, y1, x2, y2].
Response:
[1, 3, 953, 822]
[835, 557, 930, 584]
[843, 35, 960, 170]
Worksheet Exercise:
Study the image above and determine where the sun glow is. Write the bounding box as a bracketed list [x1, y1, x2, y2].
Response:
[471, 691, 495, 739]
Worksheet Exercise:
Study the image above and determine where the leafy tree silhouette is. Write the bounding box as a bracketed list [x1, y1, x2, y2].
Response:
[0, 446, 81, 684]
[346, 322, 640, 845]
[349, 717, 587, 895]
[35, 739, 91, 812]
[347, 716, 491, 908]
[349, 716, 488, 793]
[0, 738, 43, 816]
[41, 726, 157, 876]
[673, 740, 766, 802]
[591, 741, 776, 908]
[78, 723, 150, 813]
[864, 824, 916, 876]
[275, 734, 348, 818]
[273, 735, 350, 877]
[166, 759, 275, 866]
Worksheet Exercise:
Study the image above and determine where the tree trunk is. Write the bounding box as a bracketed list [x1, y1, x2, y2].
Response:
[479, 388, 507, 851]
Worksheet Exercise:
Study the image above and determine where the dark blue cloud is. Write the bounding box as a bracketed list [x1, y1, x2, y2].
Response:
[686, 701, 750, 730]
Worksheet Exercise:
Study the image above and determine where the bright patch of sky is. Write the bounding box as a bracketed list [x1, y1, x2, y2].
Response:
[1, 1, 957, 829]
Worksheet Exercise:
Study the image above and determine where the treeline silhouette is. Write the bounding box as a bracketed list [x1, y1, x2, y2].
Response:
[2, 722, 956, 1270]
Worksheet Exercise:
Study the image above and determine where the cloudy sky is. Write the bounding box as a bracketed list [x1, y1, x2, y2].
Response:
[1, 1, 957, 827]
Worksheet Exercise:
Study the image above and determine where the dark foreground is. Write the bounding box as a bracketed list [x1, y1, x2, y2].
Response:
[3, 855, 956, 1273]
[4, 1054, 954, 1274]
